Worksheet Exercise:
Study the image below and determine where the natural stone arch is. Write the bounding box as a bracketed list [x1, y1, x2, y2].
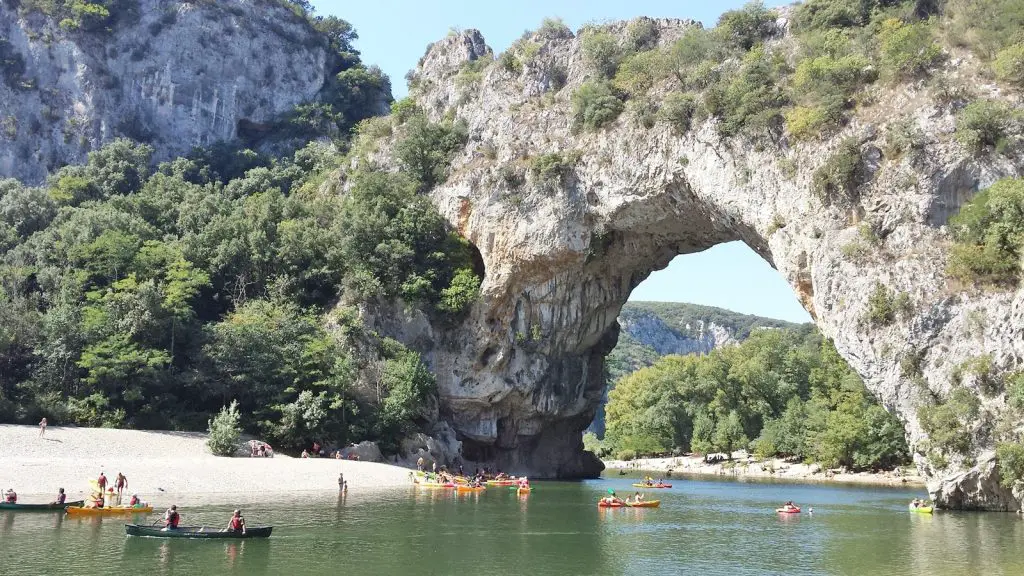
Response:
[377, 24, 1023, 509]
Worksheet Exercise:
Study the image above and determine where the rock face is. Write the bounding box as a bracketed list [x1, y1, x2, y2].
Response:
[0, 0, 333, 184]
[619, 311, 733, 357]
[394, 22, 1024, 507]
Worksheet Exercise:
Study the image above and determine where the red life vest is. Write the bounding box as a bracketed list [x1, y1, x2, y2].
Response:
[166, 511, 179, 528]
[230, 517, 244, 530]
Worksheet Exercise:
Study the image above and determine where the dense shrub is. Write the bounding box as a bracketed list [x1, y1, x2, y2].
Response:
[879, 19, 942, 79]
[625, 18, 660, 52]
[613, 50, 666, 97]
[705, 46, 790, 137]
[789, 52, 875, 137]
[946, 0, 1024, 59]
[864, 282, 911, 327]
[659, 92, 698, 134]
[793, 0, 873, 31]
[538, 17, 573, 40]
[394, 115, 468, 191]
[994, 44, 1024, 87]
[667, 28, 723, 89]
[812, 138, 865, 204]
[1008, 372, 1024, 411]
[918, 388, 980, 457]
[786, 106, 832, 140]
[717, 1, 776, 51]
[947, 177, 1024, 286]
[530, 152, 577, 184]
[955, 100, 1014, 155]
[582, 30, 622, 78]
[571, 81, 625, 130]
[499, 51, 523, 75]
[207, 401, 241, 456]
[997, 442, 1024, 488]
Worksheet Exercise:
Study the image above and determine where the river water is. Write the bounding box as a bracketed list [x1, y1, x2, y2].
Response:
[1, 475, 1021, 576]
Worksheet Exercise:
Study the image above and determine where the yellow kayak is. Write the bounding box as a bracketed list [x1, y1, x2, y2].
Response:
[66, 505, 153, 516]
[456, 485, 485, 492]
[909, 505, 933, 514]
[517, 487, 531, 494]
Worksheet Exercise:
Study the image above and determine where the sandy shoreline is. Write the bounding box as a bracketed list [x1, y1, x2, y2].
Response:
[0, 425, 413, 504]
[603, 454, 925, 488]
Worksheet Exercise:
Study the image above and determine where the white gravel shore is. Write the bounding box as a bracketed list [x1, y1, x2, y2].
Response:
[0, 425, 413, 504]
[604, 453, 925, 487]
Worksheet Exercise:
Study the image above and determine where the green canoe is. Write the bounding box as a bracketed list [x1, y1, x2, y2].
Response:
[0, 500, 85, 511]
[125, 524, 273, 539]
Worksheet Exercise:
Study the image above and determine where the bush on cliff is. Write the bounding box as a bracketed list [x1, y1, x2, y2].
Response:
[948, 177, 1024, 286]
[571, 81, 625, 131]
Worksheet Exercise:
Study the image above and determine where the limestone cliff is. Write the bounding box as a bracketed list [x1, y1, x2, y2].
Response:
[387, 19, 1023, 508]
[0, 0, 342, 184]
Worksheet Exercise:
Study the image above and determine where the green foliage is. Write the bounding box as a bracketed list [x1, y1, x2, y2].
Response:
[946, 0, 1024, 59]
[571, 81, 625, 131]
[582, 30, 622, 78]
[954, 100, 1014, 155]
[604, 326, 908, 470]
[538, 17, 573, 40]
[437, 268, 481, 315]
[530, 152, 577, 185]
[394, 114, 468, 191]
[786, 106, 832, 141]
[1008, 372, 1024, 411]
[704, 46, 790, 137]
[793, 0, 875, 31]
[918, 387, 980, 457]
[614, 50, 666, 97]
[994, 43, 1024, 87]
[717, 1, 776, 51]
[625, 18, 660, 52]
[18, 0, 136, 33]
[879, 19, 942, 79]
[996, 442, 1024, 488]
[789, 51, 875, 138]
[864, 282, 912, 327]
[583, 431, 612, 457]
[499, 51, 523, 75]
[947, 177, 1024, 286]
[812, 138, 865, 204]
[207, 401, 241, 457]
[659, 92, 698, 134]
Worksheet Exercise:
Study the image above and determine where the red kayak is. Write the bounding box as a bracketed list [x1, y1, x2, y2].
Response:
[598, 501, 627, 508]
[776, 506, 801, 514]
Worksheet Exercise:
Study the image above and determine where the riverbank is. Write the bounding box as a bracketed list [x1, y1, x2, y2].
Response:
[603, 454, 925, 488]
[0, 425, 412, 504]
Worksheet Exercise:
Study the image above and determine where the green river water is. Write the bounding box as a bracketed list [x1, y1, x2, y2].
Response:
[1, 475, 1022, 576]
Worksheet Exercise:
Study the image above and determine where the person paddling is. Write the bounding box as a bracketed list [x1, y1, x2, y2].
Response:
[226, 509, 246, 534]
[163, 505, 180, 530]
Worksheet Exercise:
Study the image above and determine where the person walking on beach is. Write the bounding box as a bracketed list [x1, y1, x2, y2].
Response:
[115, 473, 127, 500]
[38, 418, 47, 437]
[338, 473, 344, 491]
[97, 472, 107, 493]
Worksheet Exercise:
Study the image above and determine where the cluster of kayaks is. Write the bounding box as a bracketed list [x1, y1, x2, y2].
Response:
[598, 500, 661, 508]
[631, 483, 672, 489]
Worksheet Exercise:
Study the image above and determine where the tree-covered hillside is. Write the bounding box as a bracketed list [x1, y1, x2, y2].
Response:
[0, 5, 480, 454]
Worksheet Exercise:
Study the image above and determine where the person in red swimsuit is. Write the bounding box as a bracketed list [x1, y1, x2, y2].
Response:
[226, 510, 246, 534]
[97, 472, 107, 492]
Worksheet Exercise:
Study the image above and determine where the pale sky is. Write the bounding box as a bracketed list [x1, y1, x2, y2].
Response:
[310, 0, 812, 324]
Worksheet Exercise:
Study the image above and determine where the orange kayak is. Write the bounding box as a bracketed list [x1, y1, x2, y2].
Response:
[456, 485, 485, 492]
[67, 505, 153, 516]
[627, 500, 660, 508]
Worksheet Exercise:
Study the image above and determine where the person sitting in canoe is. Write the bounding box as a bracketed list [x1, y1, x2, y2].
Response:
[781, 501, 799, 512]
[163, 505, 180, 530]
[601, 490, 625, 506]
[630, 492, 645, 504]
[226, 509, 246, 534]
[4, 488, 16, 503]
[129, 494, 144, 507]
[54, 488, 66, 505]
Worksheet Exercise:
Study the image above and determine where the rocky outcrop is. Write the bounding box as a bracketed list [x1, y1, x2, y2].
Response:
[0, 0, 335, 184]
[620, 312, 734, 357]
[387, 21, 1023, 506]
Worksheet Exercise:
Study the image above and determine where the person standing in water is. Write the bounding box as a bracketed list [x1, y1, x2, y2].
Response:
[338, 473, 344, 491]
